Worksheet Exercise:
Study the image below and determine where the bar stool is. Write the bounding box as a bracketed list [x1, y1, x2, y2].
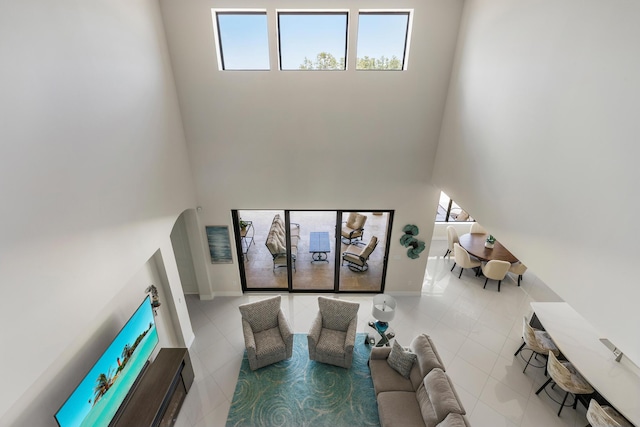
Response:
[514, 316, 559, 374]
[535, 351, 594, 416]
[586, 399, 633, 427]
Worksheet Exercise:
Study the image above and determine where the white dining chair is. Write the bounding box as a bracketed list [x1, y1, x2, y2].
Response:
[481, 260, 511, 292]
[444, 226, 459, 258]
[451, 243, 481, 278]
[470, 222, 487, 234]
[509, 262, 527, 286]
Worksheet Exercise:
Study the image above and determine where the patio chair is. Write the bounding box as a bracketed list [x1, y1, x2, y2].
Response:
[308, 296, 360, 368]
[238, 295, 293, 370]
[341, 213, 367, 244]
[342, 236, 378, 272]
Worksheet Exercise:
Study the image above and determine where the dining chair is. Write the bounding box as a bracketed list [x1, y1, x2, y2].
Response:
[535, 351, 594, 416]
[451, 243, 481, 278]
[470, 222, 487, 234]
[444, 226, 459, 258]
[509, 262, 527, 286]
[481, 260, 511, 292]
[514, 315, 559, 374]
[586, 398, 633, 427]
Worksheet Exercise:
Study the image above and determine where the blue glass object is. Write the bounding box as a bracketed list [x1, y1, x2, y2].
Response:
[375, 321, 389, 333]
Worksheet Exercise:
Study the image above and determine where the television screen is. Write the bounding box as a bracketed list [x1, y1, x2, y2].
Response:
[55, 295, 159, 427]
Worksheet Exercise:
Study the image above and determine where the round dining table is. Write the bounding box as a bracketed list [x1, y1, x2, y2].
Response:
[458, 233, 519, 263]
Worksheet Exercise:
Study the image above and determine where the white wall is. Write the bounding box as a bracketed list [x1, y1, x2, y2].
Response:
[0, 0, 196, 422]
[171, 213, 199, 294]
[1, 254, 182, 426]
[431, 221, 475, 241]
[434, 0, 640, 363]
[159, 0, 464, 296]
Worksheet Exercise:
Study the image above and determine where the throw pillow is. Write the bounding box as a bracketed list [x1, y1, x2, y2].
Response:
[387, 340, 416, 378]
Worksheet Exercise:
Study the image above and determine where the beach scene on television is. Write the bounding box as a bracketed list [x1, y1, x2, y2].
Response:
[55, 297, 159, 427]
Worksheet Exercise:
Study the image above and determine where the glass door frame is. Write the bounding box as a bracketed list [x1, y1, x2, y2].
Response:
[233, 209, 394, 293]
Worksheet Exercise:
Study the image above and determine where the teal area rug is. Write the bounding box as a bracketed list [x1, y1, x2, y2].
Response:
[226, 333, 380, 427]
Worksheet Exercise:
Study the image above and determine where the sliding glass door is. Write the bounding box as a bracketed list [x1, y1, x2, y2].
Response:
[235, 209, 392, 293]
[290, 211, 337, 291]
[338, 212, 391, 292]
[237, 209, 288, 290]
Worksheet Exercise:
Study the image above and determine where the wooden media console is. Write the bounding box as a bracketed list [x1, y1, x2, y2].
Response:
[113, 347, 194, 427]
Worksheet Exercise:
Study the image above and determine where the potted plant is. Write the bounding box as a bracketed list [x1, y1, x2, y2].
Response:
[485, 234, 496, 249]
[239, 219, 249, 231]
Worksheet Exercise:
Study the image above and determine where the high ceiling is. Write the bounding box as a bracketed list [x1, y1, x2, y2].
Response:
[159, 0, 465, 208]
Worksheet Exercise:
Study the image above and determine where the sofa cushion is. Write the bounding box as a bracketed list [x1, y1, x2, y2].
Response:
[369, 358, 415, 395]
[423, 368, 465, 424]
[316, 329, 347, 355]
[411, 334, 445, 376]
[266, 235, 282, 255]
[388, 341, 417, 378]
[377, 391, 426, 427]
[254, 326, 286, 357]
[416, 382, 438, 427]
[436, 413, 469, 427]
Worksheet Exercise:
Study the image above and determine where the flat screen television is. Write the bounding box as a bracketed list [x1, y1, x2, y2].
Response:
[55, 295, 159, 427]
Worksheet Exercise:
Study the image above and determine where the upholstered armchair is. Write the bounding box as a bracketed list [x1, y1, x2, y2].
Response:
[341, 213, 367, 244]
[308, 296, 360, 368]
[342, 236, 378, 272]
[238, 295, 293, 370]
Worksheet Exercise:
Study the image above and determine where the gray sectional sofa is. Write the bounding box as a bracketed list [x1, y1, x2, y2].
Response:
[369, 334, 471, 427]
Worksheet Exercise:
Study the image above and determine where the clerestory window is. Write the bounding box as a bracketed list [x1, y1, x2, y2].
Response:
[277, 11, 349, 71]
[211, 9, 413, 72]
[356, 11, 412, 71]
[212, 11, 270, 70]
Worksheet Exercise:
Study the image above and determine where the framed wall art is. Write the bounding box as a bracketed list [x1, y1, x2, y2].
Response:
[205, 225, 233, 264]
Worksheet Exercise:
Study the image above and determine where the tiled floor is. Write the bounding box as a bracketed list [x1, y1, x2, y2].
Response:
[174, 240, 589, 427]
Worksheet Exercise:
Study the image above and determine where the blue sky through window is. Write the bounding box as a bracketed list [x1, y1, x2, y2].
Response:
[213, 10, 411, 71]
[356, 13, 409, 70]
[278, 13, 348, 70]
[216, 13, 269, 70]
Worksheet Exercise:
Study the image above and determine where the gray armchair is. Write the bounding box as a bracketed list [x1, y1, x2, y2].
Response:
[238, 295, 293, 370]
[308, 296, 360, 368]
